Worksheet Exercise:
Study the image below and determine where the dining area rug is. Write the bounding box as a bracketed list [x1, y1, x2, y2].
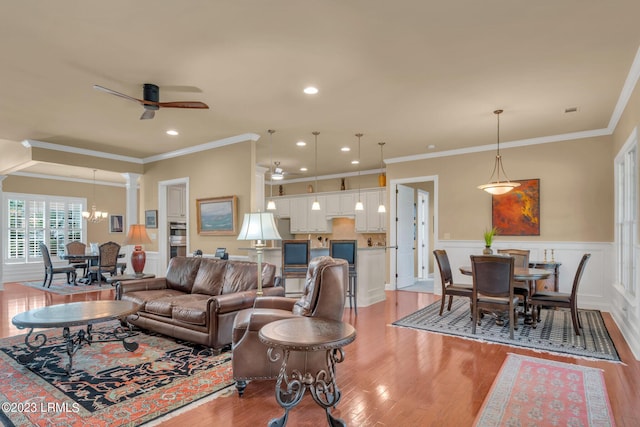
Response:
[16, 279, 107, 295]
[0, 322, 233, 426]
[474, 353, 615, 426]
[393, 299, 620, 361]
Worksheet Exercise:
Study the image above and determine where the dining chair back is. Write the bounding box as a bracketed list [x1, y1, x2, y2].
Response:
[433, 249, 472, 315]
[89, 241, 121, 284]
[470, 254, 519, 339]
[39, 242, 76, 287]
[531, 253, 591, 335]
[281, 240, 311, 296]
[65, 241, 88, 278]
[330, 240, 358, 314]
[497, 248, 531, 311]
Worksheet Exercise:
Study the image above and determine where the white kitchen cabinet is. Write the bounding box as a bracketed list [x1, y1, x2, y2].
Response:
[355, 189, 386, 232]
[268, 197, 291, 218]
[326, 192, 355, 217]
[308, 195, 331, 233]
[289, 197, 308, 233]
[167, 185, 186, 219]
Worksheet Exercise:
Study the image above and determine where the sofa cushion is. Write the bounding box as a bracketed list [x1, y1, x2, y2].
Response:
[165, 256, 202, 293]
[171, 294, 211, 326]
[191, 259, 227, 295]
[222, 261, 259, 294]
[121, 289, 185, 310]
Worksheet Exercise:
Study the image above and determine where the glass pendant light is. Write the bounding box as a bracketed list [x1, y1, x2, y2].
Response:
[354, 133, 364, 211]
[266, 129, 277, 211]
[311, 131, 321, 210]
[377, 142, 386, 213]
[477, 110, 521, 195]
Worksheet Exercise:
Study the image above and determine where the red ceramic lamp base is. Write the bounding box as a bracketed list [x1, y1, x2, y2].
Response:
[131, 245, 146, 276]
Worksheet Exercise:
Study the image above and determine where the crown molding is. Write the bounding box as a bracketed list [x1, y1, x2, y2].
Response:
[142, 133, 260, 163]
[608, 45, 640, 131]
[22, 139, 143, 164]
[272, 168, 384, 184]
[10, 171, 127, 187]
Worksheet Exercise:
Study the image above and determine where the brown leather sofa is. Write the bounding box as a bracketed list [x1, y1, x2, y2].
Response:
[115, 256, 284, 351]
[231, 256, 348, 396]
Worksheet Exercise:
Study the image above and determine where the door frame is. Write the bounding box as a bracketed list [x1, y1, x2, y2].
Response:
[389, 175, 438, 290]
[158, 177, 190, 270]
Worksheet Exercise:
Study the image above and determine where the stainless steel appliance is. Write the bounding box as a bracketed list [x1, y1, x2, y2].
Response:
[169, 221, 187, 258]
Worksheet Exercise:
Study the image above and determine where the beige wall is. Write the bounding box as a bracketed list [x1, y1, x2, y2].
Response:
[388, 135, 614, 242]
[2, 175, 127, 245]
[140, 141, 254, 255]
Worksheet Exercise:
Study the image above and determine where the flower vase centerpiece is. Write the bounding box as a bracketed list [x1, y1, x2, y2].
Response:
[483, 227, 498, 254]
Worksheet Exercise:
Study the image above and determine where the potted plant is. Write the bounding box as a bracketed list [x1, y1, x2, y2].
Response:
[483, 227, 498, 254]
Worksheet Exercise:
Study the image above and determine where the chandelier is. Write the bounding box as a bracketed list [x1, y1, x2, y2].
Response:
[82, 169, 108, 223]
[477, 109, 520, 195]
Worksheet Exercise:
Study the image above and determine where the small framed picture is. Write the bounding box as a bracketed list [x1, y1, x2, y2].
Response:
[145, 210, 158, 229]
[109, 214, 124, 233]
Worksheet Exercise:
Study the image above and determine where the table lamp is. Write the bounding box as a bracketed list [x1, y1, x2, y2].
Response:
[237, 212, 282, 296]
[124, 224, 153, 277]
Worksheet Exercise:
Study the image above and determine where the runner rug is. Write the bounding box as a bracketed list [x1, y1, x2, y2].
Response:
[0, 322, 233, 426]
[474, 354, 615, 426]
[392, 299, 620, 361]
[16, 280, 106, 295]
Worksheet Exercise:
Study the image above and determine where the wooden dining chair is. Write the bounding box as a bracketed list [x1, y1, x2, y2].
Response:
[88, 241, 121, 285]
[65, 241, 88, 278]
[40, 242, 76, 287]
[531, 253, 591, 335]
[433, 250, 472, 315]
[497, 249, 531, 313]
[470, 255, 519, 339]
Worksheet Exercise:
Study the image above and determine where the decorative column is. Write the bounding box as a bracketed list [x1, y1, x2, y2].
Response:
[122, 173, 142, 273]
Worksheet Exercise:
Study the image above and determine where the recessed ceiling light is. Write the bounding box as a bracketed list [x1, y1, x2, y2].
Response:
[351, 160, 359, 165]
[427, 144, 436, 149]
[341, 147, 351, 152]
[303, 86, 319, 95]
[296, 141, 306, 147]
[300, 167, 308, 172]
[166, 130, 179, 136]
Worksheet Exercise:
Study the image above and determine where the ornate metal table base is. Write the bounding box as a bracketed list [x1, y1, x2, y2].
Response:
[267, 347, 347, 427]
[16, 323, 138, 374]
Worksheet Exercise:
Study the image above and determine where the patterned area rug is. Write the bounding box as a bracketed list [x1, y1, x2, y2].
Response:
[0, 322, 233, 426]
[17, 280, 107, 295]
[474, 354, 615, 426]
[393, 299, 620, 361]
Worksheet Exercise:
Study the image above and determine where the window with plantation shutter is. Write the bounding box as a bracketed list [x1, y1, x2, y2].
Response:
[4, 193, 86, 263]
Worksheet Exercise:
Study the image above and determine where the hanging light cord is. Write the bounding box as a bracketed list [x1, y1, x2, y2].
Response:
[268, 129, 275, 197]
[356, 133, 363, 199]
[313, 131, 320, 195]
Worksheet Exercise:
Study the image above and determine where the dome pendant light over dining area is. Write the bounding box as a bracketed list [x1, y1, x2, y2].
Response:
[477, 109, 521, 195]
[82, 169, 108, 223]
[311, 131, 321, 211]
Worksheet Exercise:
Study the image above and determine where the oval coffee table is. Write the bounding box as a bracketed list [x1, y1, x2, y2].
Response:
[259, 317, 356, 427]
[12, 300, 140, 374]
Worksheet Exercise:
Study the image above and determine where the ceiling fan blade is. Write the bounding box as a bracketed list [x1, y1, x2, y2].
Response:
[140, 109, 155, 120]
[157, 101, 209, 109]
[93, 85, 143, 105]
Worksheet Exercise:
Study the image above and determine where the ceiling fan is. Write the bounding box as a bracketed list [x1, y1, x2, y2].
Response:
[267, 161, 301, 181]
[93, 83, 209, 120]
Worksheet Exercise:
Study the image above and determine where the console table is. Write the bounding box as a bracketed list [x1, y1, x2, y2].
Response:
[529, 261, 561, 292]
[259, 317, 356, 427]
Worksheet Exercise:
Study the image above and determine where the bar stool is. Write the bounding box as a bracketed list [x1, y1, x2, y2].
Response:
[281, 240, 311, 296]
[329, 240, 358, 315]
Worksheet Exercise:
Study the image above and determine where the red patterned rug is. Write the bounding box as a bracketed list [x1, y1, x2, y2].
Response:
[474, 354, 615, 426]
[0, 322, 233, 426]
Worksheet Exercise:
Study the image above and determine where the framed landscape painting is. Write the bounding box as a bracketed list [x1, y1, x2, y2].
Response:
[492, 179, 540, 236]
[197, 196, 238, 235]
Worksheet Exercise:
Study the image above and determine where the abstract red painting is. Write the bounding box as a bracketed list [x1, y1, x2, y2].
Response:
[492, 179, 540, 236]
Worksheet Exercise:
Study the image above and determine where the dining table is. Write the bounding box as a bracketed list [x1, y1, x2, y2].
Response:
[59, 251, 126, 284]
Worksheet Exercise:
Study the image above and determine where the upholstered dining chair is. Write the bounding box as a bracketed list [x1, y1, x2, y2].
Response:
[40, 242, 76, 287]
[531, 253, 591, 335]
[88, 241, 120, 285]
[231, 256, 348, 396]
[497, 249, 532, 314]
[433, 250, 472, 316]
[471, 254, 519, 339]
[65, 241, 88, 279]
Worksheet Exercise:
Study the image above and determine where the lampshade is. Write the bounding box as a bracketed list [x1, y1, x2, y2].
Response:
[124, 224, 152, 246]
[237, 212, 282, 242]
[478, 110, 520, 195]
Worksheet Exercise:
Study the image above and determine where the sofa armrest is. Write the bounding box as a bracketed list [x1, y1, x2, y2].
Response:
[245, 310, 299, 332]
[211, 286, 284, 314]
[115, 278, 168, 300]
[253, 296, 297, 311]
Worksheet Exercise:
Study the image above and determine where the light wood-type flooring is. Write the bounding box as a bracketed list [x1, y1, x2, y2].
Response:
[1, 282, 638, 426]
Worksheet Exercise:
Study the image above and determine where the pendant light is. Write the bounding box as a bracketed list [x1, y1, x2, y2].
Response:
[266, 129, 277, 211]
[311, 131, 321, 210]
[354, 133, 364, 211]
[82, 169, 108, 223]
[477, 109, 521, 195]
[377, 142, 386, 213]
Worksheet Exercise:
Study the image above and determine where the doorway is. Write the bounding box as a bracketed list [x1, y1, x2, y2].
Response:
[390, 176, 438, 291]
[158, 177, 190, 270]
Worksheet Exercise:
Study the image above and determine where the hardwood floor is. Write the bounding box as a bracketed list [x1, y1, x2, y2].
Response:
[1, 283, 639, 426]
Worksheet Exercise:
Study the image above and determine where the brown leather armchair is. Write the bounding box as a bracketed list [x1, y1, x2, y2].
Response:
[232, 256, 348, 396]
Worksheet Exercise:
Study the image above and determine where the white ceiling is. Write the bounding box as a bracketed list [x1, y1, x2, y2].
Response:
[2, 1, 640, 183]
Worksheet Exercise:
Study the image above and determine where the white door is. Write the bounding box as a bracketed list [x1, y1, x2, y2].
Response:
[417, 190, 430, 280]
[396, 184, 415, 288]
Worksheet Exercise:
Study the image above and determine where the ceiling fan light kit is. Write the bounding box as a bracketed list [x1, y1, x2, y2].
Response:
[477, 109, 521, 195]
